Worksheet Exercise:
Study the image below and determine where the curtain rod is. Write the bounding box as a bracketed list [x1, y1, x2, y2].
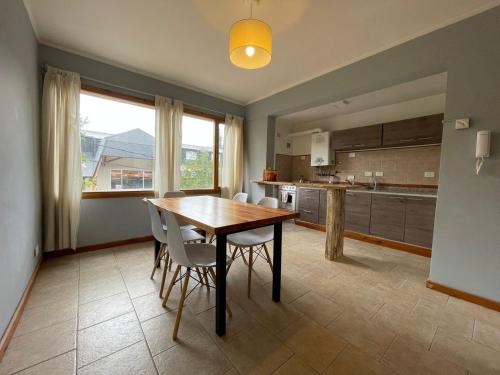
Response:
[40, 64, 229, 117]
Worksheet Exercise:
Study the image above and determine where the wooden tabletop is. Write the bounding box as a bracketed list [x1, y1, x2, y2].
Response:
[149, 196, 299, 234]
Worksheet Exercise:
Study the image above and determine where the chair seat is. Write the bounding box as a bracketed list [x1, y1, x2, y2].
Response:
[180, 228, 205, 242]
[184, 243, 232, 267]
[181, 224, 197, 231]
[227, 226, 274, 247]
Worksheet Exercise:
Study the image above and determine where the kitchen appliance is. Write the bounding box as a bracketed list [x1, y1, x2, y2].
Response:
[278, 185, 297, 211]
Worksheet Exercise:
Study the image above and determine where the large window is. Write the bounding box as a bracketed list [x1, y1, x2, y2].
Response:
[80, 87, 224, 197]
[80, 89, 155, 194]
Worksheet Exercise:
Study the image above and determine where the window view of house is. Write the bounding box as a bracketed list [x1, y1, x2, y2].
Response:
[180, 114, 216, 189]
[80, 92, 155, 192]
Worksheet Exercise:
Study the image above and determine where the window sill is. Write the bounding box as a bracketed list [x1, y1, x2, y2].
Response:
[82, 188, 221, 199]
[82, 190, 155, 199]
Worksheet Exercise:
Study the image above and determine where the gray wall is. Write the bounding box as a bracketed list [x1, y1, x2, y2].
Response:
[245, 7, 500, 302]
[39, 45, 246, 247]
[0, 1, 41, 337]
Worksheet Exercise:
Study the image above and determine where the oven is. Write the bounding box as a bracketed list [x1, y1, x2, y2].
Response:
[278, 185, 297, 212]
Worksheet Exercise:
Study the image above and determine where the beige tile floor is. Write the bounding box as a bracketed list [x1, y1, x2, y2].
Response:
[1, 223, 500, 375]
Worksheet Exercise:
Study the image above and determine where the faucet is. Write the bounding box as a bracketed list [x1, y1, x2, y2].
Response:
[370, 176, 378, 190]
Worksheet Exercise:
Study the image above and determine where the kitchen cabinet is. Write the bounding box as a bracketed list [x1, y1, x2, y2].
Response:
[404, 197, 436, 248]
[345, 191, 372, 234]
[369, 194, 406, 241]
[331, 124, 382, 151]
[297, 188, 320, 224]
[382, 114, 443, 147]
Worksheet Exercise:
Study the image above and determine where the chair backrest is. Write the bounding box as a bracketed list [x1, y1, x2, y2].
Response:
[163, 209, 193, 267]
[258, 197, 278, 209]
[164, 191, 187, 198]
[232, 192, 248, 203]
[147, 200, 168, 244]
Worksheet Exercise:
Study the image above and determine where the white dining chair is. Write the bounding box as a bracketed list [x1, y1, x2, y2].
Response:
[162, 209, 232, 339]
[226, 197, 278, 297]
[147, 201, 206, 297]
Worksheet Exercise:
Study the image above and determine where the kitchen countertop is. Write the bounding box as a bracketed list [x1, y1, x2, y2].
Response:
[253, 180, 349, 190]
[253, 180, 437, 198]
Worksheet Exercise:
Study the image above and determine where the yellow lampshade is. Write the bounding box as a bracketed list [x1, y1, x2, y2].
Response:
[229, 19, 272, 69]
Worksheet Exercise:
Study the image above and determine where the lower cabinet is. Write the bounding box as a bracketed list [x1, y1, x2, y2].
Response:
[296, 187, 436, 249]
[369, 194, 406, 241]
[297, 188, 320, 224]
[404, 197, 436, 248]
[345, 192, 371, 234]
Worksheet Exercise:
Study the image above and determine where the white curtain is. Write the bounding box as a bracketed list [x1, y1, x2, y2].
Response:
[221, 114, 244, 199]
[154, 96, 183, 197]
[41, 67, 82, 251]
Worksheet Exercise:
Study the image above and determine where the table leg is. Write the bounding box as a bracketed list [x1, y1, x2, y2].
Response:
[215, 233, 227, 336]
[154, 239, 161, 268]
[272, 222, 282, 302]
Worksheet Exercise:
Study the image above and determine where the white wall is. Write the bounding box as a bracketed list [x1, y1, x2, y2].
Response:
[279, 94, 446, 156]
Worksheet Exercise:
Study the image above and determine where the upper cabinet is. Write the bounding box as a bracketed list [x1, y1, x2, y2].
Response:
[331, 124, 382, 151]
[330, 114, 443, 151]
[311, 131, 333, 166]
[382, 114, 443, 147]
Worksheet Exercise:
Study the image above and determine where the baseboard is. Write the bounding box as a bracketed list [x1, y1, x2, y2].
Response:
[294, 220, 326, 232]
[426, 280, 500, 312]
[44, 235, 154, 258]
[0, 259, 41, 361]
[344, 231, 431, 258]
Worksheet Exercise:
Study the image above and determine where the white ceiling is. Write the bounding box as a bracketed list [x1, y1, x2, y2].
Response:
[24, 0, 500, 104]
[278, 73, 447, 126]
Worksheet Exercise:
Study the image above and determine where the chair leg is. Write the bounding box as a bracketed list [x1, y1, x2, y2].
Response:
[150, 243, 165, 279]
[162, 265, 181, 307]
[247, 246, 253, 298]
[168, 258, 173, 271]
[209, 233, 215, 243]
[208, 268, 232, 317]
[173, 268, 190, 340]
[159, 253, 169, 298]
[262, 243, 273, 272]
[202, 268, 210, 290]
[240, 247, 249, 265]
[226, 246, 239, 274]
[195, 267, 204, 286]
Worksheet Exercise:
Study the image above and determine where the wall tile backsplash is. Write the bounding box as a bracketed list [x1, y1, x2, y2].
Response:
[276, 145, 441, 185]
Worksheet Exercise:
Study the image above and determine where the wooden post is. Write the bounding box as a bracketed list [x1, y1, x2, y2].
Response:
[325, 188, 346, 260]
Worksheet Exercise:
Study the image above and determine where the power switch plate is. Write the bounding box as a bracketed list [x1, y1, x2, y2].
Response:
[364, 171, 373, 177]
[424, 171, 435, 178]
[348, 152, 356, 158]
[34, 244, 40, 257]
[375, 171, 384, 177]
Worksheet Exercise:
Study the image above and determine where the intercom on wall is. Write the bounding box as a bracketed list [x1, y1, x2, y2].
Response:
[475, 130, 491, 175]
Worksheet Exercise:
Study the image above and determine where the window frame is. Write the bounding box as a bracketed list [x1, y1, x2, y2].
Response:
[80, 85, 223, 199]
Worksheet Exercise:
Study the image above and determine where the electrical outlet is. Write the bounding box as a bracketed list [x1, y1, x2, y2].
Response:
[364, 171, 372, 177]
[375, 171, 384, 177]
[424, 171, 435, 178]
[34, 244, 40, 257]
[348, 152, 356, 158]
[300, 155, 306, 160]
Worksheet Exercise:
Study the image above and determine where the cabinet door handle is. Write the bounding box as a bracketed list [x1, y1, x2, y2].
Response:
[416, 136, 433, 140]
[346, 192, 355, 196]
[398, 138, 416, 142]
[353, 143, 365, 147]
[406, 197, 424, 201]
[302, 209, 312, 214]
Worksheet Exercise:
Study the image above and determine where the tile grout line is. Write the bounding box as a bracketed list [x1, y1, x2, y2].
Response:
[113, 249, 160, 375]
[8, 349, 76, 375]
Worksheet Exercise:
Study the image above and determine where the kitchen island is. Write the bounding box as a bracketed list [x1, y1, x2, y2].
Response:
[254, 180, 348, 260]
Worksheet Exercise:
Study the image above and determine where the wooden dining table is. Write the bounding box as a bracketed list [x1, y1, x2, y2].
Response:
[149, 195, 299, 336]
